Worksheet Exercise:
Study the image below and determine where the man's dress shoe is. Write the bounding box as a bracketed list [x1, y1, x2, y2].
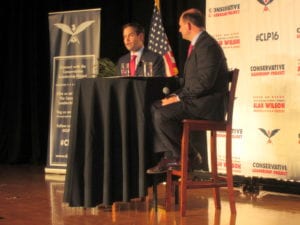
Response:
[146, 157, 181, 174]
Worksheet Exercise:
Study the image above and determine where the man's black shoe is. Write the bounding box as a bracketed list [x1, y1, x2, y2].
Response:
[146, 157, 181, 174]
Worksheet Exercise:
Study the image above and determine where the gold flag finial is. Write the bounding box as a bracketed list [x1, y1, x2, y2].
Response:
[154, 0, 160, 10]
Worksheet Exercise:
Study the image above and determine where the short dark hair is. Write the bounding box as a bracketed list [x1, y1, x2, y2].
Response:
[182, 9, 205, 28]
[122, 22, 145, 35]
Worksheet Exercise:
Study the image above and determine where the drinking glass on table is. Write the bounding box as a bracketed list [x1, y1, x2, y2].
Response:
[121, 63, 129, 76]
[143, 62, 153, 77]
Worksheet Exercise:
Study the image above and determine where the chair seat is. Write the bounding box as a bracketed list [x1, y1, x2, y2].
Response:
[183, 119, 227, 131]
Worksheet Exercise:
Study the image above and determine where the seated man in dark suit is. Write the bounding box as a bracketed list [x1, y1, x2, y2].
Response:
[147, 8, 228, 173]
[116, 22, 165, 77]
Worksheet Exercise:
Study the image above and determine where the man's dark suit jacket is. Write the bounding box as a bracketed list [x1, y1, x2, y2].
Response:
[176, 31, 228, 121]
[116, 48, 165, 76]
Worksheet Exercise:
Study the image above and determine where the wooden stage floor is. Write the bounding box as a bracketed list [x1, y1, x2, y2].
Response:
[0, 164, 300, 225]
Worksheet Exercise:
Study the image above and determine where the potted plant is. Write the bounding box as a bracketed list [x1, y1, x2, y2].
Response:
[96, 57, 117, 77]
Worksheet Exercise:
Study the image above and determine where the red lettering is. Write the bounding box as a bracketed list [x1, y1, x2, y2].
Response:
[271, 71, 284, 75]
[254, 103, 264, 108]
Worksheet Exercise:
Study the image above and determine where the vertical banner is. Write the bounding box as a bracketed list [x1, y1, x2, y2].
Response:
[46, 8, 101, 173]
[206, 1, 300, 180]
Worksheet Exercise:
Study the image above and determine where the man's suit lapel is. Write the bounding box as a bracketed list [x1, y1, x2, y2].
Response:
[183, 31, 208, 76]
[135, 49, 147, 76]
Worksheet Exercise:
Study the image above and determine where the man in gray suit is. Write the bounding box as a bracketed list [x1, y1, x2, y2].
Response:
[147, 8, 228, 173]
[116, 22, 165, 77]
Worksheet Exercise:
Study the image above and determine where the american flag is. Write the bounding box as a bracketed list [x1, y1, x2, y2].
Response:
[148, 1, 178, 76]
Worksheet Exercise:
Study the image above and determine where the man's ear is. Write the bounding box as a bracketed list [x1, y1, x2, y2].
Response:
[187, 22, 192, 31]
[139, 33, 145, 43]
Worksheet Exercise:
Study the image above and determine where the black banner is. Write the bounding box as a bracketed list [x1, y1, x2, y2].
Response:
[46, 8, 101, 173]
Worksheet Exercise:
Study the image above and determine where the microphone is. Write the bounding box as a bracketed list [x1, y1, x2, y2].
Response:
[162, 87, 170, 96]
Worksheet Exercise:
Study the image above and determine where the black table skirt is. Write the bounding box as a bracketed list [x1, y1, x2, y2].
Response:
[63, 76, 179, 207]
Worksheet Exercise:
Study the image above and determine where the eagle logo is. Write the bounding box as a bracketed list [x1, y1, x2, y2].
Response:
[257, 0, 274, 11]
[54, 20, 95, 45]
[258, 128, 280, 143]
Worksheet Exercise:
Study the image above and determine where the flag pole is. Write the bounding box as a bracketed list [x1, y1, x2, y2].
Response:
[154, 0, 160, 10]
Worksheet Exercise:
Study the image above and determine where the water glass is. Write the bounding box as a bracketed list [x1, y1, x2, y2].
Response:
[121, 63, 129, 76]
[143, 62, 153, 77]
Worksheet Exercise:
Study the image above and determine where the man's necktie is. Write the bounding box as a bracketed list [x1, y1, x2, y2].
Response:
[187, 44, 194, 58]
[130, 55, 137, 76]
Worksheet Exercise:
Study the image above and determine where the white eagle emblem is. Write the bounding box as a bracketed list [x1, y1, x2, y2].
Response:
[54, 20, 95, 45]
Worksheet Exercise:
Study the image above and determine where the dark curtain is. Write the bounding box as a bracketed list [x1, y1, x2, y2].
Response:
[0, 0, 205, 165]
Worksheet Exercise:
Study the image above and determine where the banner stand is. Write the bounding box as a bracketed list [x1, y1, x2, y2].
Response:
[45, 8, 101, 174]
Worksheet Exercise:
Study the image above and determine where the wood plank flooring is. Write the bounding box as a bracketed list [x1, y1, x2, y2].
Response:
[1, 164, 300, 225]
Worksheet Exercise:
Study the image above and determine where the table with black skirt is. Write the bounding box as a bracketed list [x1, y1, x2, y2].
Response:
[63, 76, 179, 207]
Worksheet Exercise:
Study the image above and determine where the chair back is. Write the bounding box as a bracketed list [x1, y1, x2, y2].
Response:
[226, 69, 239, 126]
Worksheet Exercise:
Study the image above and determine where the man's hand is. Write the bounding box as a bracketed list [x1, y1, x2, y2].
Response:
[161, 95, 180, 106]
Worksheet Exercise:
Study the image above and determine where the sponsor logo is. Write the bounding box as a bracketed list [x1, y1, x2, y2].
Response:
[208, 4, 240, 17]
[215, 33, 240, 49]
[257, 0, 274, 11]
[258, 128, 280, 143]
[217, 155, 241, 173]
[253, 95, 285, 113]
[256, 32, 279, 41]
[217, 128, 243, 139]
[252, 162, 288, 176]
[250, 64, 285, 76]
[54, 20, 95, 45]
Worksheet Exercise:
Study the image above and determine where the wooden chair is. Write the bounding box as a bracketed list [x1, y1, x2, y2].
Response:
[165, 69, 239, 216]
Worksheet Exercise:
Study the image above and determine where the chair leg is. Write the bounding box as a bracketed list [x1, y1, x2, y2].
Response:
[165, 170, 172, 211]
[226, 157, 236, 213]
[152, 175, 158, 212]
[213, 187, 221, 209]
[214, 210, 221, 224]
[227, 176, 236, 214]
[174, 183, 179, 205]
[179, 125, 190, 216]
[226, 133, 236, 214]
[179, 178, 187, 216]
[210, 131, 221, 209]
